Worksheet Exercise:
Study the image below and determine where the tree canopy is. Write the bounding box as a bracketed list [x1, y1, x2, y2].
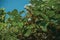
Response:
[0, 0, 60, 40]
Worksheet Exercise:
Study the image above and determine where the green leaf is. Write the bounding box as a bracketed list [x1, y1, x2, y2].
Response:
[18, 22, 23, 28]
[46, 10, 55, 17]
[24, 29, 32, 37]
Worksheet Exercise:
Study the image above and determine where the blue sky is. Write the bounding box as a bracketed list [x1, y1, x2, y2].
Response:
[0, 0, 29, 20]
[0, 0, 29, 12]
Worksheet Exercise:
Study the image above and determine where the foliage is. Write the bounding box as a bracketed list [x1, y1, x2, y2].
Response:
[0, 0, 60, 40]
